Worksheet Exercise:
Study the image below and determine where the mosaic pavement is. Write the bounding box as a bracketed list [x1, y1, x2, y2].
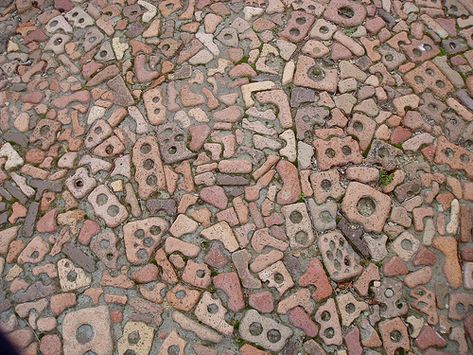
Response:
[1, 0, 473, 354]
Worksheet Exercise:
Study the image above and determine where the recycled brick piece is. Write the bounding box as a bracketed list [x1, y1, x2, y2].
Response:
[1, 1, 473, 354]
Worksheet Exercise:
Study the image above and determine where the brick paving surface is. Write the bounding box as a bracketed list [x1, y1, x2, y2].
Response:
[1, 0, 473, 354]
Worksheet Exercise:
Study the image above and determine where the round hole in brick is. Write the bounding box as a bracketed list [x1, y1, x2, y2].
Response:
[140, 143, 151, 154]
[378, 146, 388, 158]
[353, 121, 363, 132]
[67, 270, 77, 282]
[296, 17, 306, 25]
[137, 248, 148, 260]
[107, 205, 119, 217]
[326, 250, 333, 260]
[30, 251, 39, 259]
[96, 193, 108, 206]
[356, 197, 376, 217]
[106, 253, 114, 261]
[40, 125, 50, 136]
[150, 225, 162, 236]
[413, 48, 422, 57]
[143, 159, 154, 170]
[50, 20, 58, 27]
[143, 237, 154, 247]
[134, 229, 145, 239]
[76, 324, 94, 344]
[168, 345, 180, 355]
[309, 66, 325, 81]
[325, 148, 336, 158]
[337, 6, 354, 18]
[295, 231, 308, 245]
[196, 270, 206, 278]
[176, 290, 186, 299]
[390, 330, 402, 342]
[54, 37, 63, 45]
[274, 272, 284, 283]
[321, 179, 332, 191]
[319, 210, 332, 223]
[88, 36, 96, 43]
[169, 146, 177, 155]
[100, 238, 110, 248]
[289, 28, 300, 37]
[249, 322, 263, 336]
[460, 154, 470, 163]
[384, 288, 394, 298]
[423, 44, 432, 51]
[79, 18, 85, 24]
[267, 329, 281, 343]
[124, 350, 135, 355]
[224, 33, 233, 41]
[443, 148, 454, 158]
[435, 80, 445, 88]
[128, 330, 141, 345]
[344, 256, 351, 266]
[384, 54, 394, 62]
[414, 75, 424, 84]
[319, 25, 329, 34]
[342, 145, 352, 155]
[105, 145, 114, 154]
[324, 327, 335, 339]
[175, 134, 184, 142]
[401, 238, 412, 250]
[289, 210, 303, 223]
[345, 303, 356, 314]
[456, 302, 465, 314]
[146, 174, 157, 186]
[99, 50, 107, 58]
[425, 68, 435, 76]
[449, 42, 457, 49]
[207, 304, 219, 314]
[75, 179, 83, 188]
[152, 96, 160, 103]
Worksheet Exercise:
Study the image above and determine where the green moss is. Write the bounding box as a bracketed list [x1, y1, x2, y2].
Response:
[392, 143, 403, 150]
[235, 337, 246, 347]
[236, 55, 249, 65]
[379, 170, 395, 186]
[210, 270, 218, 277]
[438, 47, 447, 56]
[344, 27, 357, 37]
[299, 192, 306, 202]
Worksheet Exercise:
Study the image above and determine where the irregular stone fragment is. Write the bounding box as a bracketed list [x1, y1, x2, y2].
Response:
[281, 203, 315, 249]
[172, 311, 222, 343]
[318, 230, 362, 281]
[258, 260, 294, 295]
[314, 298, 343, 346]
[132, 136, 166, 199]
[118, 321, 154, 355]
[57, 258, 91, 292]
[62, 306, 112, 355]
[341, 182, 391, 233]
[194, 291, 233, 335]
[201, 222, 239, 252]
[239, 309, 293, 352]
[123, 217, 168, 265]
[88, 185, 128, 228]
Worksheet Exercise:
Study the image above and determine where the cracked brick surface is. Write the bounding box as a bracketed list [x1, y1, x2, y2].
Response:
[1, 0, 473, 354]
